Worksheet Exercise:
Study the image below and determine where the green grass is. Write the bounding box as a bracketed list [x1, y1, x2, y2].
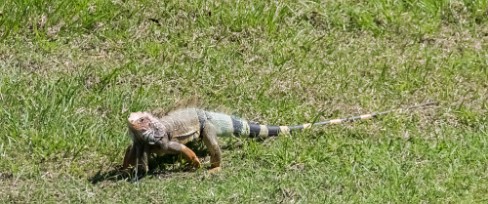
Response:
[1, 0, 487, 202]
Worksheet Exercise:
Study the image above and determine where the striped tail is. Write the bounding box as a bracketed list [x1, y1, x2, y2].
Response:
[247, 102, 438, 138]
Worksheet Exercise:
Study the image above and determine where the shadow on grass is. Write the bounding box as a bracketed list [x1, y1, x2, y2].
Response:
[89, 142, 212, 184]
[89, 155, 192, 184]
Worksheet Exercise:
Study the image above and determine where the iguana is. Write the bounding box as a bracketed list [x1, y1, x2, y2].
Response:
[122, 102, 437, 174]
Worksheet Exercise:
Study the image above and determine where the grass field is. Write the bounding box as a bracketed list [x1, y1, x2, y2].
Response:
[1, 0, 487, 202]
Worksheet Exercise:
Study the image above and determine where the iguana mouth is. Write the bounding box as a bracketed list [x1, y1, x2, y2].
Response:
[128, 123, 144, 131]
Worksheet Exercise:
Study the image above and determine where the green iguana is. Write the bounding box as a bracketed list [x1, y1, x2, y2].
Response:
[122, 102, 437, 174]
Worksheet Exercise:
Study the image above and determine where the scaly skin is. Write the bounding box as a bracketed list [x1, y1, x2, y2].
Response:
[122, 102, 437, 174]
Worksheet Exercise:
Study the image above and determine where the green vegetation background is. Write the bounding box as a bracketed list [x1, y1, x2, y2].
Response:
[1, 0, 487, 202]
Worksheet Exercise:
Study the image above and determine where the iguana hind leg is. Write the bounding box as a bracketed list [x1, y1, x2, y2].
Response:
[201, 122, 222, 173]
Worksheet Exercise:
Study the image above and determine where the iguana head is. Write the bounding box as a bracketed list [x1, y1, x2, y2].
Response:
[127, 112, 165, 144]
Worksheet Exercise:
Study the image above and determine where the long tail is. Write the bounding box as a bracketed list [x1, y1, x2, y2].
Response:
[247, 102, 438, 138]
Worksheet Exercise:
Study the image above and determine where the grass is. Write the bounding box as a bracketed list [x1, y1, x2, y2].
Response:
[1, 0, 487, 202]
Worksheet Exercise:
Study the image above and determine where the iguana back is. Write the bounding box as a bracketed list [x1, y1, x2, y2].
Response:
[166, 101, 438, 139]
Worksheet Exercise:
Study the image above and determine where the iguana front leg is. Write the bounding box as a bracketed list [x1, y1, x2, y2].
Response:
[122, 144, 136, 169]
[201, 122, 222, 173]
[122, 142, 150, 174]
[123, 141, 201, 172]
[134, 143, 150, 174]
[165, 141, 201, 168]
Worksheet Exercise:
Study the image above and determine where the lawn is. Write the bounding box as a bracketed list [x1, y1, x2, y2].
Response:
[1, 0, 487, 203]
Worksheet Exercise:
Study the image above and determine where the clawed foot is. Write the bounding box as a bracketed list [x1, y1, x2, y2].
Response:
[182, 160, 201, 171]
[193, 160, 202, 168]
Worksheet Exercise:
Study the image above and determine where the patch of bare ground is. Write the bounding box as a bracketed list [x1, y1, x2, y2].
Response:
[420, 25, 488, 53]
